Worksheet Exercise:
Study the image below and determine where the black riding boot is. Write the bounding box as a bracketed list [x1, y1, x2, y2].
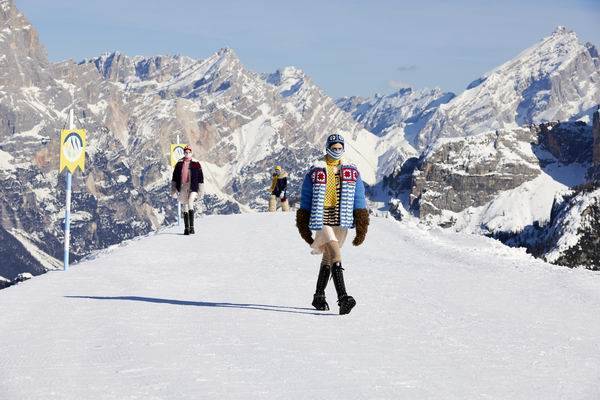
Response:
[312, 263, 330, 311]
[189, 209, 195, 234]
[331, 262, 356, 315]
[183, 211, 190, 235]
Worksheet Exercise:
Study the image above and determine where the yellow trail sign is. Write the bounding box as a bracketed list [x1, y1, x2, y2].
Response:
[60, 129, 86, 173]
[170, 143, 187, 167]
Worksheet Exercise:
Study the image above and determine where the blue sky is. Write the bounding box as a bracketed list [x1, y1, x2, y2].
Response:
[15, 0, 600, 98]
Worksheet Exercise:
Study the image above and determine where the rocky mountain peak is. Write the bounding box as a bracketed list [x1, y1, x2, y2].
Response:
[89, 51, 128, 81]
[0, 0, 38, 42]
[336, 86, 455, 141]
[389, 87, 413, 98]
[216, 47, 235, 57]
[551, 25, 572, 36]
[266, 66, 305, 84]
[418, 27, 600, 148]
[211, 47, 242, 69]
[0, 0, 15, 19]
[0, 0, 48, 87]
[264, 66, 308, 97]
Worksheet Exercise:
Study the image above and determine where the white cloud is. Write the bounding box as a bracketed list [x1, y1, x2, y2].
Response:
[388, 80, 413, 90]
[397, 64, 418, 72]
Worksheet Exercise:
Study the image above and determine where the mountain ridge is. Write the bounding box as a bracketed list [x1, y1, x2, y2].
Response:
[1, 0, 599, 279]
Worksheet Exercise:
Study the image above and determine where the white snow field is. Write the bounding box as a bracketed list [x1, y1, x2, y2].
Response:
[2, 213, 600, 399]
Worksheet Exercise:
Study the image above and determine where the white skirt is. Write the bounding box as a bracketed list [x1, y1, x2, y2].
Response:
[310, 225, 348, 255]
[178, 182, 204, 205]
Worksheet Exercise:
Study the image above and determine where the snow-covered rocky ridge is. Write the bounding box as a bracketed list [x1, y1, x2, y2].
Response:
[417, 26, 600, 148]
[84, 50, 381, 186]
[502, 182, 600, 269]
[541, 184, 600, 268]
[337, 87, 455, 145]
[408, 120, 592, 222]
[340, 27, 600, 155]
[2, 213, 600, 399]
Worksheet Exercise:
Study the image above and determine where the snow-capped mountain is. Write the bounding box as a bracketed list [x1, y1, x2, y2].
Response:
[0, 0, 222, 280]
[418, 26, 600, 148]
[369, 28, 600, 270]
[83, 49, 381, 202]
[337, 87, 455, 143]
[0, 0, 386, 281]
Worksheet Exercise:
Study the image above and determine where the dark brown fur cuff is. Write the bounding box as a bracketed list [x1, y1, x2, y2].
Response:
[296, 208, 314, 245]
[352, 208, 369, 246]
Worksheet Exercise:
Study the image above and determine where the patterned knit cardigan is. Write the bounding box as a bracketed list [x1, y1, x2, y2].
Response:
[299, 160, 366, 230]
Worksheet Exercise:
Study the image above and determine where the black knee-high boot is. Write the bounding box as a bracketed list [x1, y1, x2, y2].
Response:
[331, 262, 356, 315]
[189, 209, 195, 234]
[312, 263, 330, 311]
[183, 211, 190, 235]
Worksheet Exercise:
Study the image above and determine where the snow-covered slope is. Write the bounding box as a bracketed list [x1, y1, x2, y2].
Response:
[2, 213, 600, 399]
[419, 26, 600, 147]
[445, 162, 588, 235]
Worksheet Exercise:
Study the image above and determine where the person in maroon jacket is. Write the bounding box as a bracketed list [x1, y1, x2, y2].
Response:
[171, 145, 204, 235]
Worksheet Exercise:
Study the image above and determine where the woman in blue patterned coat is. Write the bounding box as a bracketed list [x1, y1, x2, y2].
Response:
[296, 133, 369, 315]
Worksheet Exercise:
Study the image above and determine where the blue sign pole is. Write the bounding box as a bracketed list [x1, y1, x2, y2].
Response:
[64, 171, 72, 271]
[176, 134, 181, 227]
[63, 109, 74, 271]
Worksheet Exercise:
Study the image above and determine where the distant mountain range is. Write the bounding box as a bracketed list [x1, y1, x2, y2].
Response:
[1, 0, 599, 284]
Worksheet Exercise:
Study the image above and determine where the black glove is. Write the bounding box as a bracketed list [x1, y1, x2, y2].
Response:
[296, 209, 313, 245]
[352, 209, 369, 246]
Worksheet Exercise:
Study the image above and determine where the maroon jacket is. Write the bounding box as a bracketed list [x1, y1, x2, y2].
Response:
[172, 159, 204, 192]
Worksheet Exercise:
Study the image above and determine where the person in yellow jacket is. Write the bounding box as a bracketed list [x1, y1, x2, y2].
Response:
[268, 166, 290, 212]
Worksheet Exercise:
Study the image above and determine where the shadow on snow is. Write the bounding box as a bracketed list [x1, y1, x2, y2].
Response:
[65, 295, 335, 316]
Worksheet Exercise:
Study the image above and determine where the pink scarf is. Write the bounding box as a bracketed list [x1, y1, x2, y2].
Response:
[181, 158, 191, 183]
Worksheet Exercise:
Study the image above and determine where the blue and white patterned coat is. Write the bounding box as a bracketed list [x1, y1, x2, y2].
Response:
[299, 160, 366, 230]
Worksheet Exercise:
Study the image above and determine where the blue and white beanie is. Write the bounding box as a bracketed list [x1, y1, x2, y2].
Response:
[325, 133, 345, 159]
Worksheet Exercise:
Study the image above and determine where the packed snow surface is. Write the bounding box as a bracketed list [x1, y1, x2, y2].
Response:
[2, 213, 600, 399]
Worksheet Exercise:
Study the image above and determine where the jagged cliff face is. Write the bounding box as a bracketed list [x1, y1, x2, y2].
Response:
[1, 1, 251, 280]
[339, 28, 599, 229]
[534, 184, 600, 269]
[409, 127, 542, 217]
[407, 121, 593, 232]
[592, 109, 600, 168]
[418, 27, 600, 148]
[0, 0, 47, 87]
